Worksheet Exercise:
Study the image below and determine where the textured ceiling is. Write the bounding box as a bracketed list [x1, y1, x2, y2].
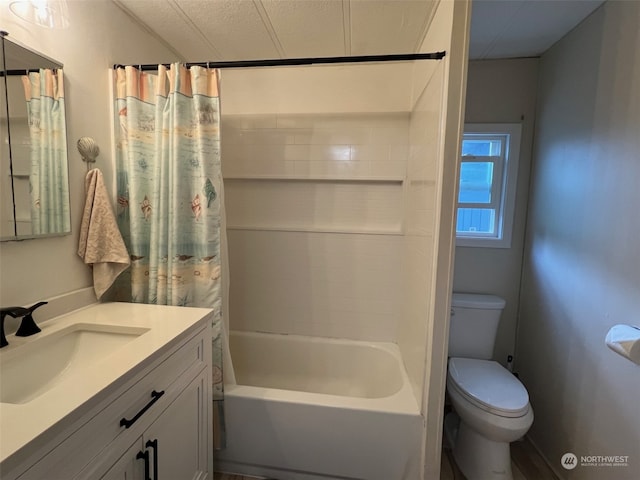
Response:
[114, 0, 606, 62]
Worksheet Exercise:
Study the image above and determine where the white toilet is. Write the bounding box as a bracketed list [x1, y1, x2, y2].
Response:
[444, 293, 533, 480]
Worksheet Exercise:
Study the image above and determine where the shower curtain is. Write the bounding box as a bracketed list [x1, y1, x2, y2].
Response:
[22, 68, 70, 234]
[114, 64, 228, 448]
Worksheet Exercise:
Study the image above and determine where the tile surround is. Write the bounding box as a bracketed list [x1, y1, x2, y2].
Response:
[222, 113, 409, 179]
[222, 112, 409, 343]
[227, 229, 402, 342]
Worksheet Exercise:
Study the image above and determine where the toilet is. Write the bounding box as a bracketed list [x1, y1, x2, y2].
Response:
[444, 293, 533, 480]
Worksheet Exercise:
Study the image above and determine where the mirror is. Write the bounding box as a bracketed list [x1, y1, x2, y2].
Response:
[0, 33, 71, 241]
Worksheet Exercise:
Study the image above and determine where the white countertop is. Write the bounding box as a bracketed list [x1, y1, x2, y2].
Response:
[0, 302, 213, 465]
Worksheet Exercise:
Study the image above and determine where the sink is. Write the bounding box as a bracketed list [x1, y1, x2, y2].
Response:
[0, 323, 149, 404]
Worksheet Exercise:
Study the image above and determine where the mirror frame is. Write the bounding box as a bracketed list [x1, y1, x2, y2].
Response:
[0, 31, 71, 241]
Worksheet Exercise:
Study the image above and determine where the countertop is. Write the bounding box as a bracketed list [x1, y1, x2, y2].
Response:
[0, 302, 213, 465]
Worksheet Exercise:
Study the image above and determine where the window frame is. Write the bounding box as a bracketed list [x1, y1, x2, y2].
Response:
[456, 123, 521, 248]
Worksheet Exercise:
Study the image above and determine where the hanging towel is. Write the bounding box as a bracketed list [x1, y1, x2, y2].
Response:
[78, 168, 130, 299]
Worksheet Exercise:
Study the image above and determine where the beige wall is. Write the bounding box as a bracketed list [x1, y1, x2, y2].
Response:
[453, 58, 539, 366]
[519, 1, 640, 478]
[0, 2, 177, 308]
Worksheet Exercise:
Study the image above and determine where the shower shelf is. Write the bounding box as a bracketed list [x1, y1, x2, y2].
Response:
[223, 176, 404, 183]
[226, 225, 403, 235]
[224, 176, 405, 237]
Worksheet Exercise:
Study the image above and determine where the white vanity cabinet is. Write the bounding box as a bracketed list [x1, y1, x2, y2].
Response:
[1, 304, 213, 480]
[99, 368, 209, 480]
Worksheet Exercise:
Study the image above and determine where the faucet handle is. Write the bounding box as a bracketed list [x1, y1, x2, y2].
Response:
[15, 302, 47, 337]
[25, 301, 48, 315]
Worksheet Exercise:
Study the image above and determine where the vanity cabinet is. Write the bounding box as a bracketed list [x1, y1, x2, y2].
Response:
[8, 318, 212, 480]
[99, 369, 208, 480]
[100, 441, 145, 480]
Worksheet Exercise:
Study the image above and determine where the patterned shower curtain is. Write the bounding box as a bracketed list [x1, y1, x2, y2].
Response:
[114, 64, 227, 448]
[22, 68, 70, 234]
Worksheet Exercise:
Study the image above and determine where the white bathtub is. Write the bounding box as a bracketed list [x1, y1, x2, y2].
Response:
[214, 331, 423, 480]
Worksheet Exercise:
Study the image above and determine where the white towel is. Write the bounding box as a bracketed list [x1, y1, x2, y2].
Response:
[78, 168, 130, 299]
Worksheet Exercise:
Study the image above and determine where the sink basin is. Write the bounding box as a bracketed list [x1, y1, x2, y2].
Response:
[0, 323, 149, 404]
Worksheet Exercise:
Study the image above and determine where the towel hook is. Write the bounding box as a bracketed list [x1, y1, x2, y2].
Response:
[77, 137, 99, 172]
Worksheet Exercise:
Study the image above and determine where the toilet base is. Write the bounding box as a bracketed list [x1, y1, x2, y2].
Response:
[443, 411, 459, 449]
[453, 420, 513, 480]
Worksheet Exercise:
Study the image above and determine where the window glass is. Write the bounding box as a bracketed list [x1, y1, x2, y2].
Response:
[458, 162, 493, 204]
[456, 208, 496, 235]
[456, 124, 521, 248]
[461, 139, 502, 156]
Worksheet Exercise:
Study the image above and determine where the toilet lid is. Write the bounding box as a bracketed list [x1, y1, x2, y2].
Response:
[448, 357, 529, 417]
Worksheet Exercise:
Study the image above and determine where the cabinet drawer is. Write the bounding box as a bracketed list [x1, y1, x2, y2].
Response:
[17, 327, 207, 480]
[77, 365, 209, 480]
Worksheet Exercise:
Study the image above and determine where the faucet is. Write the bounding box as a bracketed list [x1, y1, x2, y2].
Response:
[0, 302, 47, 348]
[1, 307, 24, 348]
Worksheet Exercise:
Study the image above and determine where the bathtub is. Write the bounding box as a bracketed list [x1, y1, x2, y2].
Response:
[214, 331, 423, 480]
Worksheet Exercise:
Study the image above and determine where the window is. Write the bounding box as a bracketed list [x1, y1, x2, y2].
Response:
[456, 124, 521, 248]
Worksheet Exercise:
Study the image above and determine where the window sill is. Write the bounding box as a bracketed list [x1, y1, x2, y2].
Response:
[455, 236, 512, 249]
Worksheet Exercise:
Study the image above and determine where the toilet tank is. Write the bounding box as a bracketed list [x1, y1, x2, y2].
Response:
[448, 293, 506, 360]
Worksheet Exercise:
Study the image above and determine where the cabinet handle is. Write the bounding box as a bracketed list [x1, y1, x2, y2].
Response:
[146, 439, 159, 480]
[136, 449, 151, 480]
[120, 390, 165, 429]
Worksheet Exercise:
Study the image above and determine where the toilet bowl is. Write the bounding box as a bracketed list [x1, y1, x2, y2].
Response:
[446, 357, 533, 479]
[446, 294, 534, 480]
[446, 358, 533, 479]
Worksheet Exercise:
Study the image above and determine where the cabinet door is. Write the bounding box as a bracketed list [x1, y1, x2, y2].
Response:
[99, 439, 145, 480]
[144, 369, 209, 480]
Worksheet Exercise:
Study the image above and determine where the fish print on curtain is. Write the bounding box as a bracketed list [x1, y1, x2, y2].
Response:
[114, 64, 226, 448]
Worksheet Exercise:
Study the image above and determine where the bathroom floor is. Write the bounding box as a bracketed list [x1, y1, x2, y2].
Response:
[214, 437, 558, 480]
[441, 437, 558, 480]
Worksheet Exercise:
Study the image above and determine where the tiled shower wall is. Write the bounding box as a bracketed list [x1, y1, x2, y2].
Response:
[222, 113, 408, 179]
[222, 113, 409, 341]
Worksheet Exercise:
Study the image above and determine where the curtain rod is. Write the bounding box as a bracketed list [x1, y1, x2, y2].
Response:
[1, 69, 48, 76]
[113, 52, 446, 71]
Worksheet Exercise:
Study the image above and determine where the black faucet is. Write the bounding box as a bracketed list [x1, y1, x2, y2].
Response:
[0, 302, 47, 348]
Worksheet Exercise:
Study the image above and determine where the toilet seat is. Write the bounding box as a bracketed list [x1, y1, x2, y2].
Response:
[448, 357, 529, 418]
